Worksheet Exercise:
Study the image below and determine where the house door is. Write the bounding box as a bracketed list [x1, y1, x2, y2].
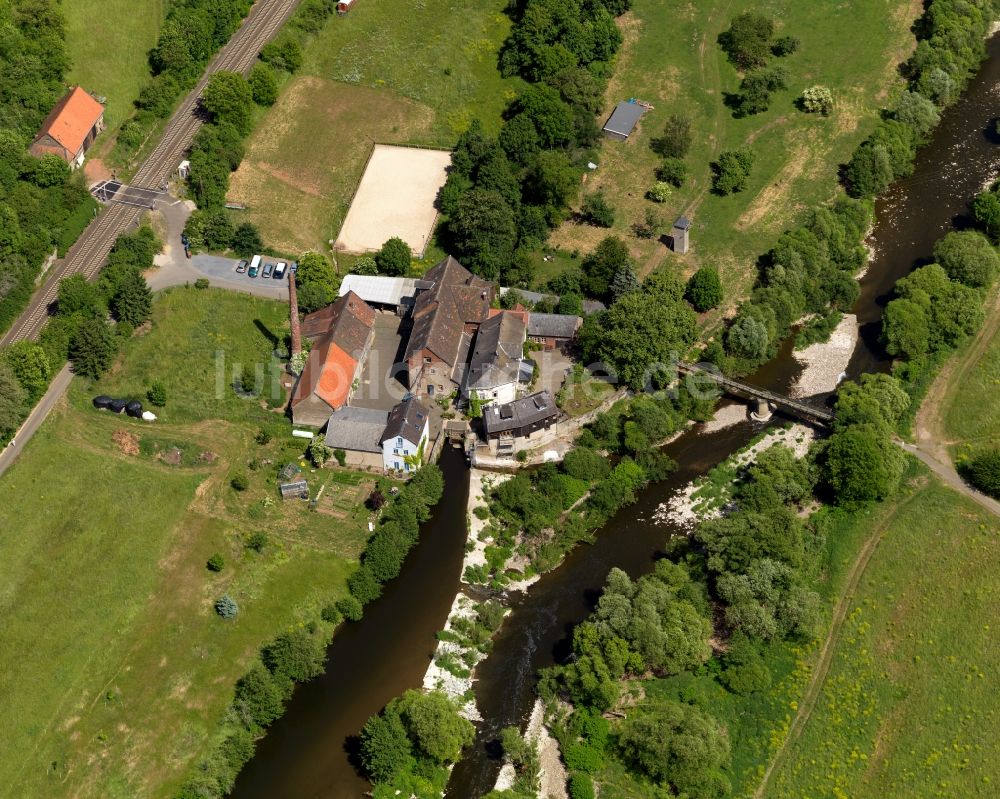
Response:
[427, 384, 435, 396]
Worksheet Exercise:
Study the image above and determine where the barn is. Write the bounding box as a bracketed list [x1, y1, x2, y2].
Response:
[29, 87, 105, 168]
[602, 101, 646, 141]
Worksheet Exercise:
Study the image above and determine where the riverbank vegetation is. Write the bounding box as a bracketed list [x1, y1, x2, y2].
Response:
[0, 286, 384, 797]
[473, 373, 910, 798]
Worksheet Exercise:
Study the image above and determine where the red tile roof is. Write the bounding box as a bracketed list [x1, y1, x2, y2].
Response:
[34, 87, 104, 156]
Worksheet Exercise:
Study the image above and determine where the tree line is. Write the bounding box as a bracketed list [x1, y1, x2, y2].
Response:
[435, 0, 632, 285]
[0, 1, 101, 338]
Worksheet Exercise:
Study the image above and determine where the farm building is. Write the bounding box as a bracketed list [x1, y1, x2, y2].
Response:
[30, 86, 105, 168]
[405, 256, 495, 400]
[602, 101, 646, 141]
[323, 398, 430, 473]
[291, 291, 376, 426]
[482, 390, 560, 442]
[463, 310, 528, 405]
[337, 274, 427, 313]
[527, 313, 582, 351]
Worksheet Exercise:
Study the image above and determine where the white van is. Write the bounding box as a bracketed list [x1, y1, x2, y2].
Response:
[273, 261, 287, 280]
[248, 254, 262, 276]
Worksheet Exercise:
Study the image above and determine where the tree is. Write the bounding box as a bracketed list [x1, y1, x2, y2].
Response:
[308, 437, 332, 466]
[609, 264, 639, 302]
[823, 423, 905, 505]
[111, 271, 152, 327]
[894, 90, 940, 138]
[685, 267, 723, 311]
[967, 448, 1000, 498]
[509, 84, 574, 148]
[771, 35, 799, 56]
[580, 193, 615, 227]
[845, 141, 894, 198]
[632, 208, 659, 240]
[201, 71, 254, 134]
[396, 690, 475, 764]
[260, 34, 303, 72]
[2, 341, 50, 402]
[231, 222, 263, 257]
[57, 274, 103, 318]
[296, 251, 337, 312]
[651, 114, 692, 158]
[713, 147, 756, 194]
[0, 362, 26, 438]
[204, 209, 235, 251]
[215, 594, 239, 618]
[834, 373, 909, 429]
[582, 236, 632, 300]
[882, 298, 929, 360]
[731, 65, 787, 117]
[726, 311, 770, 360]
[32, 153, 70, 187]
[353, 255, 378, 275]
[618, 702, 731, 798]
[375, 237, 411, 276]
[933, 230, 999, 287]
[248, 62, 279, 106]
[524, 150, 579, 219]
[260, 630, 325, 685]
[800, 85, 833, 115]
[718, 12, 774, 70]
[69, 319, 117, 379]
[360, 707, 413, 782]
[972, 190, 1000, 242]
[448, 188, 519, 280]
[233, 664, 285, 729]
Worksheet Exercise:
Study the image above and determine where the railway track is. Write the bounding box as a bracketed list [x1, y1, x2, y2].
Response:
[0, 0, 301, 348]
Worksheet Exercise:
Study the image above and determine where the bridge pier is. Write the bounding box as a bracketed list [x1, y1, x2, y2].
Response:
[749, 398, 773, 422]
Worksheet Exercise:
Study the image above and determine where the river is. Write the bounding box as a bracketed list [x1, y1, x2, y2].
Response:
[231, 35, 1000, 799]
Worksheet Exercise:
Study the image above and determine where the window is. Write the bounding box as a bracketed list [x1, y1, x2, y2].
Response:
[394, 461, 401, 470]
[393, 448, 399, 455]
[428, 385, 435, 396]
[424, 357, 432, 363]
[397, 437, 403, 447]
[430, 368, 436, 375]
[404, 463, 411, 472]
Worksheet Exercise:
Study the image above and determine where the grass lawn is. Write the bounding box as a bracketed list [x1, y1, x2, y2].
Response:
[229, 0, 520, 254]
[64, 0, 165, 132]
[762, 471, 1000, 799]
[942, 311, 1000, 450]
[550, 0, 918, 305]
[0, 287, 376, 798]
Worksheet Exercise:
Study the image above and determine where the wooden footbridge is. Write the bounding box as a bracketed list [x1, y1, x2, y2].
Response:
[677, 362, 835, 426]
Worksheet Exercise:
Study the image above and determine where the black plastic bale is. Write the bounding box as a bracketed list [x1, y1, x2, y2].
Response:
[92, 395, 113, 409]
[108, 399, 128, 414]
[125, 400, 144, 418]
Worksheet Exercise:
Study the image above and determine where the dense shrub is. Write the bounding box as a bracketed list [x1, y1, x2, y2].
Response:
[215, 595, 239, 618]
[965, 448, 1000, 498]
[685, 267, 723, 311]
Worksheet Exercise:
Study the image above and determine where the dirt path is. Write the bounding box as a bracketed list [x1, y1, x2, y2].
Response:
[752, 489, 920, 799]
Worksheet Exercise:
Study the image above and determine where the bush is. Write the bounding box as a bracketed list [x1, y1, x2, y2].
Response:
[194, 277, 210, 289]
[713, 147, 756, 194]
[261, 630, 325, 684]
[651, 114, 692, 158]
[333, 448, 347, 467]
[215, 595, 239, 618]
[375, 237, 411, 276]
[233, 664, 285, 729]
[147, 381, 167, 407]
[580, 193, 615, 227]
[657, 157, 688, 187]
[248, 62, 279, 106]
[246, 531, 268, 552]
[207, 553, 225, 572]
[231, 472, 249, 491]
[307, 438, 333, 466]
[647, 181, 672, 203]
[800, 85, 834, 115]
[568, 772, 595, 799]
[685, 267, 724, 311]
[336, 595, 364, 622]
[771, 35, 799, 56]
[320, 603, 343, 625]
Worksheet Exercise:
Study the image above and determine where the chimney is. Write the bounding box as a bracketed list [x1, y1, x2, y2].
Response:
[289, 270, 302, 357]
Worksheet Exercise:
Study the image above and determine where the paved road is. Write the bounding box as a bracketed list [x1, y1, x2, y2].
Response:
[0, 364, 73, 480]
[0, 0, 301, 348]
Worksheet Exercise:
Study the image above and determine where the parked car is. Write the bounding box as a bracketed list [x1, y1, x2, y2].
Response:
[289, 261, 298, 274]
[262, 262, 274, 278]
[273, 262, 286, 280]
[248, 264, 259, 278]
[235, 259, 248, 273]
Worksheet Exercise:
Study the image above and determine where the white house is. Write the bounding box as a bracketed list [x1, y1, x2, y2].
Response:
[380, 398, 430, 473]
[462, 310, 527, 406]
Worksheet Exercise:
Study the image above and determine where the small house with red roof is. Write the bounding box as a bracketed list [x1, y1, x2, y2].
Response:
[29, 87, 105, 168]
[290, 291, 376, 426]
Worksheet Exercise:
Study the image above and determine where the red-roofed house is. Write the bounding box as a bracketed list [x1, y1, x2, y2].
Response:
[29, 87, 105, 169]
[290, 291, 376, 426]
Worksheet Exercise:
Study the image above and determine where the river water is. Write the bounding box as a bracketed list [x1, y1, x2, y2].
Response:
[231, 35, 1000, 799]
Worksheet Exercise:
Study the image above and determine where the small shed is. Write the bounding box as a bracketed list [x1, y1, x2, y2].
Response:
[671, 216, 691, 254]
[279, 479, 309, 500]
[279, 462, 302, 481]
[602, 101, 646, 141]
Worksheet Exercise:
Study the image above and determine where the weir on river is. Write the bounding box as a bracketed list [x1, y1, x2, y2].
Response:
[230, 32, 1000, 799]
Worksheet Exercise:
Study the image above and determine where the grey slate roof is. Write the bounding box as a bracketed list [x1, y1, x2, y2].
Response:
[324, 405, 389, 453]
[673, 216, 691, 230]
[466, 312, 526, 392]
[527, 313, 581, 339]
[381, 397, 429, 445]
[482, 390, 560, 436]
[603, 101, 645, 137]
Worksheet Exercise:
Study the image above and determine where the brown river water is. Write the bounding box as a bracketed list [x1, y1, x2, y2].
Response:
[230, 35, 1000, 799]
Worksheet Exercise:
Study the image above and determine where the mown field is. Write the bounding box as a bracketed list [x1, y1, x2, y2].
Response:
[0, 287, 373, 798]
[63, 0, 165, 133]
[942, 299, 1000, 450]
[550, 0, 919, 300]
[229, 0, 520, 254]
[762, 472, 1000, 799]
